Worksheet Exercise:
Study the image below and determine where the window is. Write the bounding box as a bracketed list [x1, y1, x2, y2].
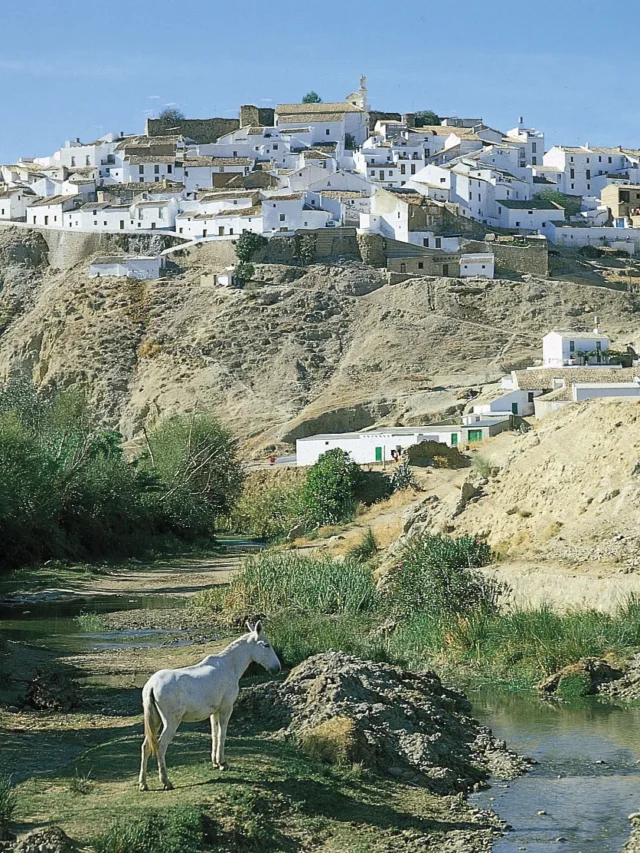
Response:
[528, 392, 534, 403]
[596, 340, 602, 351]
[435, 237, 441, 248]
[515, 221, 520, 227]
[440, 177, 446, 183]
[325, 129, 330, 135]
[570, 168, 575, 179]
[139, 177, 144, 182]
[608, 156, 612, 164]
[542, 221, 546, 227]
[94, 220, 97, 225]
[71, 157, 76, 166]
[379, 170, 384, 179]
[279, 213, 285, 221]
[586, 169, 591, 179]
[273, 144, 278, 150]
[167, 164, 172, 174]
[587, 184, 590, 191]
[184, 170, 189, 176]
[103, 221, 107, 226]
[411, 164, 416, 174]
[418, 262, 424, 269]
[230, 228, 233, 235]
[233, 151, 237, 156]
[219, 167, 224, 172]
[532, 142, 537, 153]
[569, 340, 575, 352]
[400, 164, 406, 175]
[423, 238, 429, 247]
[532, 156, 537, 165]
[155, 176, 160, 182]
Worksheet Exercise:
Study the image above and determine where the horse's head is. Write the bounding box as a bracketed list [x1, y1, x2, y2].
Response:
[246, 621, 281, 675]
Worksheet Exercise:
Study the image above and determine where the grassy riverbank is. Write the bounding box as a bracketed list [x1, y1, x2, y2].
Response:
[0, 554, 500, 853]
[196, 546, 640, 690]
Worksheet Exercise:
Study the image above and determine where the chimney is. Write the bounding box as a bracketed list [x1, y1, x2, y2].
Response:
[403, 112, 416, 128]
[518, 116, 523, 125]
[76, 137, 80, 143]
[120, 131, 124, 138]
[240, 104, 260, 127]
[594, 315, 600, 334]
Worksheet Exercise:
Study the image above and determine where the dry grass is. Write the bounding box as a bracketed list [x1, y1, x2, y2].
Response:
[298, 716, 358, 766]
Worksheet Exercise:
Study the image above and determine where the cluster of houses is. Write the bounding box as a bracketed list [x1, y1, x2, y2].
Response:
[4, 78, 640, 278]
[296, 320, 640, 466]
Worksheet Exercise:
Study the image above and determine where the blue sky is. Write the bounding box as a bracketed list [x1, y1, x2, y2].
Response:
[0, 0, 635, 163]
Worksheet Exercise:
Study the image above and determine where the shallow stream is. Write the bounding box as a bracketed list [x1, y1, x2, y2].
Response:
[470, 686, 640, 851]
[2, 590, 640, 850]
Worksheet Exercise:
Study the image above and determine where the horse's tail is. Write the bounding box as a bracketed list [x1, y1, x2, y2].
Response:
[143, 686, 161, 757]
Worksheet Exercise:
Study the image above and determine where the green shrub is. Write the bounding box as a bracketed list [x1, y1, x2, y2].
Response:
[387, 534, 498, 618]
[227, 477, 304, 541]
[144, 413, 244, 539]
[267, 613, 389, 668]
[390, 461, 417, 491]
[301, 449, 362, 527]
[92, 806, 214, 853]
[354, 470, 393, 504]
[0, 379, 244, 571]
[0, 775, 17, 841]
[219, 551, 378, 618]
[471, 455, 493, 478]
[347, 528, 379, 562]
[406, 440, 470, 469]
[235, 230, 268, 262]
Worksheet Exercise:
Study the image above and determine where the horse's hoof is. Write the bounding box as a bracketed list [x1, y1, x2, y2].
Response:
[163, 781, 174, 791]
[139, 783, 148, 792]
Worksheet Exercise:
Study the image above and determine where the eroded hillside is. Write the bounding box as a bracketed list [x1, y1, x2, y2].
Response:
[1, 225, 639, 455]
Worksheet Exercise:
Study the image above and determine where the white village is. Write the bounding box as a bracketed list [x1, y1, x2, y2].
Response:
[1, 78, 640, 468]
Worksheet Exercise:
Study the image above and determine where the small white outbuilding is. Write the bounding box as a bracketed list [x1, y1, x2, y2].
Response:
[459, 253, 495, 278]
[88, 255, 165, 280]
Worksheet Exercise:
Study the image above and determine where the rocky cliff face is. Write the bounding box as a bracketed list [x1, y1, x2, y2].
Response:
[0, 225, 639, 455]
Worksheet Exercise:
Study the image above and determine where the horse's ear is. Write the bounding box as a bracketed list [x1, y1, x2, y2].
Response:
[255, 620, 262, 635]
[245, 620, 254, 634]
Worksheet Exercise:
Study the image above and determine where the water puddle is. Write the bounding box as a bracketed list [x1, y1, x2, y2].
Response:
[0, 593, 188, 652]
[469, 686, 640, 851]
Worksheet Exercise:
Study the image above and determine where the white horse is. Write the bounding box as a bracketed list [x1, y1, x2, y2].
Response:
[139, 621, 281, 791]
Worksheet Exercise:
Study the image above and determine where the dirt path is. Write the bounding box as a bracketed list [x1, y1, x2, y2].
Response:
[1, 554, 243, 602]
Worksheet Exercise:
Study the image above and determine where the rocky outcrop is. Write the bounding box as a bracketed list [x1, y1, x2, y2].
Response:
[240, 652, 530, 793]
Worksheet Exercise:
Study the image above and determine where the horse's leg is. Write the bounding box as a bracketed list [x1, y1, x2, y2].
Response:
[215, 704, 234, 770]
[157, 720, 179, 791]
[210, 712, 220, 769]
[139, 736, 152, 791]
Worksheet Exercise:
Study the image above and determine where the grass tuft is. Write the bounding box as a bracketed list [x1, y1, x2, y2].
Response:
[0, 775, 17, 841]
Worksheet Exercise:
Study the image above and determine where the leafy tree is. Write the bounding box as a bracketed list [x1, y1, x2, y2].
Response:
[301, 449, 362, 527]
[144, 413, 244, 538]
[302, 91, 322, 104]
[235, 230, 268, 262]
[344, 133, 356, 151]
[414, 110, 441, 127]
[536, 189, 582, 220]
[234, 261, 254, 285]
[158, 107, 185, 123]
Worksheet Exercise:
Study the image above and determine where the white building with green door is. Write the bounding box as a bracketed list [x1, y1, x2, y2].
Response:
[296, 420, 509, 466]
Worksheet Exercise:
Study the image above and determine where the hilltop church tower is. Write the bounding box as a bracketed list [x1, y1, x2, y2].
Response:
[345, 76, 369, 112]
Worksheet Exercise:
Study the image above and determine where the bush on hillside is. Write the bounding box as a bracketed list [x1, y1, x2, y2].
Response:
[391, 461, 417, 491]
[235, 230, 268, 263]
[406, 440, 470, 469]
[226, 476, 305, 541]
[388, 534, 499, 618]
[301, 448, 362, 527]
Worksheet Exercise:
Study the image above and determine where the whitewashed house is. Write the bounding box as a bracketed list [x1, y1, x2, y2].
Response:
[88, 255, 165, 280]
[359, 187, 459, 250]
[275, 97, 369, 146]
[495, 198, 565, 231]
[541, 145, 640, 197]
[262, 193, 334, 233]
[505, 120, 545, 167]
[0, 187, 36, 220]
[29, 194, 82, 227]
[543, 328, 610, 367]
[296, 420, 509, 466]
[460, 253, 495, 278]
